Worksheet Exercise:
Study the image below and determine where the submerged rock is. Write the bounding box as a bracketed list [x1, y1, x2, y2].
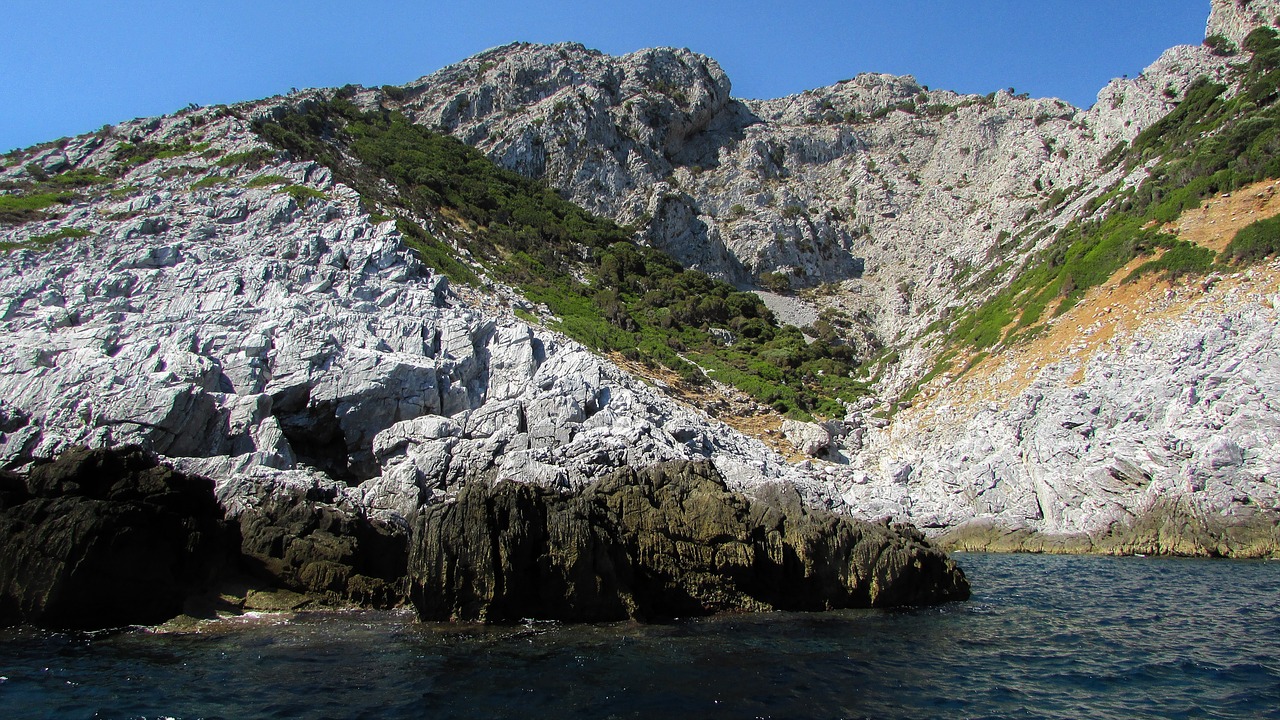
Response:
[0, 446, 230, 629]
[410, 460, 968, 622]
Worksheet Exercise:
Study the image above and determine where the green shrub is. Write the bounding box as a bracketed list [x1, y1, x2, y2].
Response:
[0, 226, 91, 252]
[114, 140, 202, 166]
[1222, 215, 1280, 263]
[277, 184, 328, 205]
[758, 271, 791, 293]
[46, 169, 110, 187]
[1243, 27, 1280, 55]
[0, 192, 77, 223]
[395, 217, 480, 286]
[1204, 34, 1237, 57]
[216, 148, 275, 169]
[1126, 241, 1218, 281]
[939, 49, 1280, 368]
[252, 99, 866, 418]
[190, 175, 232, 191]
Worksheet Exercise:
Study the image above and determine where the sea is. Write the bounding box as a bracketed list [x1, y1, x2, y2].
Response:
[1, 553, 1278, 719]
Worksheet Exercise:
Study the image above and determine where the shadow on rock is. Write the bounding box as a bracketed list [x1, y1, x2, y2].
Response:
[0, 446, 231, 629]
[410, 460, 969, 622]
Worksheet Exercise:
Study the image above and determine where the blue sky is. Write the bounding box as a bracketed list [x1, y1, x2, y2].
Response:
[3, 1, 1210, 153]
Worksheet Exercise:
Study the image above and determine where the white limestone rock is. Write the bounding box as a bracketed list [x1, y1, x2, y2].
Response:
[783, 420, 830, 457]
[1207, 0, 1280, 47]
[0, 100, 800, 529]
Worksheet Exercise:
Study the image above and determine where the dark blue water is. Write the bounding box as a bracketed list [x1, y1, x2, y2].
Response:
[2, 553, 1279, 719]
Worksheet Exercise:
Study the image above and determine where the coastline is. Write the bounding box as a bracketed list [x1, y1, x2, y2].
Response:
[937, 507, 1280, 559]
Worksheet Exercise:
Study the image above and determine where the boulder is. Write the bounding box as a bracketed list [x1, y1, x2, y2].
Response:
[784, 420, 831, 457]
[0, 446, 230, 629]
[232, 483, 408, 608]
[409, 460, 968, 622]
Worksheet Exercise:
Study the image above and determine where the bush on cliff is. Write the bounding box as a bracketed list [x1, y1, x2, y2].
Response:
[254, 99, 867, 419]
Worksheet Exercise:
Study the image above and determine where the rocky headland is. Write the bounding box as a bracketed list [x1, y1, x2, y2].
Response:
[0, 448, 966, 629]
[0, 0, 1278, 628]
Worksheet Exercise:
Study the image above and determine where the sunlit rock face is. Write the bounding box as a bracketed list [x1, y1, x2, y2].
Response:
[0, 0, 1277, 560]
[1207, 0, 1280, 47]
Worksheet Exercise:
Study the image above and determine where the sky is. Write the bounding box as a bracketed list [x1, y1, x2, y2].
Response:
[2, 1, 1211, 153]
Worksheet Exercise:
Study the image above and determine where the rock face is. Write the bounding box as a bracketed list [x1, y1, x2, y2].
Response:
[379, 2, 1280, 554]
[841, 267, 1280, 553]
[410, 461, 969, 622]
[0, 446, 229, 629]
[1, 1, 1272, 574]
[1208, 0, 1280, 47]
[940, 500, 1280, 558]
[230, 479, 408, 608]
[393, 39, 1232, 348]
[0, 102, 800, 521]
[0, 447, 968, 630]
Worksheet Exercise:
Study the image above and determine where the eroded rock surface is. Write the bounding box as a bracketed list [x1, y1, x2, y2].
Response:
[2, 1, 1274, 568]
[0, 106, 800, 523]
[410, 461, 969, 622]
[0, 446, 229, 629]
[392, 38, 1231, 349]
[844, 275, 1280, 553]
[1208, 0, 1280, 47]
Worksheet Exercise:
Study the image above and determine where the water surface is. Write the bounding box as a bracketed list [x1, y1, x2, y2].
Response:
[2, 553, 1278, 719]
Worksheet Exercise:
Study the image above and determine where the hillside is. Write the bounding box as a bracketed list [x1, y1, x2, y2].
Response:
[0, 0, 1278, 565]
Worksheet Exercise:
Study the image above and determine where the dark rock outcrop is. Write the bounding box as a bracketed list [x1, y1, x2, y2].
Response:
[0, 446, 231, 629]
[232, 484, 408, 608]
[0, 449, 968, 630]
[410, 460, 969, 622]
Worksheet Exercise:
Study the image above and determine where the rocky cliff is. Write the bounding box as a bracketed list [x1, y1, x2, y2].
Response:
[377, 4, 1280, 554]
[0, 0, 1277, 573]
[1209, 0, 1280, 47]
[0, 448, 966, 629]
[391, 39, 1230, 349]
[0, 103, 798, 508]
[411, 460, 967, 622]
[0, 446, 230, 629]
[0, 63, 967, 626]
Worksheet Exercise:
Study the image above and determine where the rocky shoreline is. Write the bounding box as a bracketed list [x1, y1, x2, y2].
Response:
[0, 447, 969, 630]
[938, 506, 1280, 559]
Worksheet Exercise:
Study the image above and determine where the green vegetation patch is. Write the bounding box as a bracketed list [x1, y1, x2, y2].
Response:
[395, 217, 480, 286]
[45, 169, 111, 187]
[254, 98, 867, 418]
[885, 27, 1280, 409]
[0, 165, 121, 224]
[1222, 214, 1280, 263]
[113, 140, 206, 166]
[936, 27, 1280, 368]
[1126, 241, 1218, 282]
[245, 174, 289, 188]
[0, 192, 77, 224]
[0, 226, 91, 252]
[216, 148, 276, 169]
[277, 184, 329, 206]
